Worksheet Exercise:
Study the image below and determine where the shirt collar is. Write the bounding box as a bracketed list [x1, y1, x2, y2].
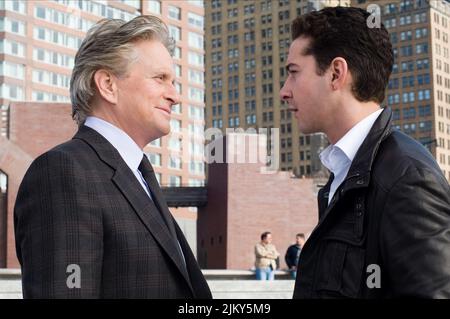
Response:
[320, 108, 383, 174]
[335, 108, 383, 162]
[84, 116, 143, 172]
[320, 144, 350, 175]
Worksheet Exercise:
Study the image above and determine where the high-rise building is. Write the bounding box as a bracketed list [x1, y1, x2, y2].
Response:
[352, 0, 450, 181]
[205, 0, 349, 179]
[205, 0, 450, 182]
[0, 0, 207, 255]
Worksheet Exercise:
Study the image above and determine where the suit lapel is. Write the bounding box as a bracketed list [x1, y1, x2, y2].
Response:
[73, 126, 194, 294]
[112, 166, 194, 293]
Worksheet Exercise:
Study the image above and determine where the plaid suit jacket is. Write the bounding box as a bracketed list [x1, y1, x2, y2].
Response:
[14, 125, 212, 299]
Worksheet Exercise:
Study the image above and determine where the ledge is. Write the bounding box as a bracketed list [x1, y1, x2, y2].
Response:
[0, 269, 294, 299]
[0, 268, 292, 280]
[202, 269, 292, 280]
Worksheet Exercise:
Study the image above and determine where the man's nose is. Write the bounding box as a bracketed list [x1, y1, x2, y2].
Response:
[280, 82, 291, 101]
[166, 83, 181, 105]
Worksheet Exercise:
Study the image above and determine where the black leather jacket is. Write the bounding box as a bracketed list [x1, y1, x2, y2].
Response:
[293, 108, 450, 298]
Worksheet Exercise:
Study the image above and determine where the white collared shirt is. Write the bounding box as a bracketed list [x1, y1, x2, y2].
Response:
[320, 108, 383, 205]
[85, 116, 152, 199]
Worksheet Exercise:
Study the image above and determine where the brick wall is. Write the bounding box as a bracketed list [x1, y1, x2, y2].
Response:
[198, 134, 319, 270]
[0, 103, 76, 267]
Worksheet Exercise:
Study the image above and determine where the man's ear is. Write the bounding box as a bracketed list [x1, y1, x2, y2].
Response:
[329, 57, 348, 91]
[93, 69, 118, 104]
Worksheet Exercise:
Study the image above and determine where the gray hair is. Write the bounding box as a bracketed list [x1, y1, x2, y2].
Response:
[70, 15, 175, 125]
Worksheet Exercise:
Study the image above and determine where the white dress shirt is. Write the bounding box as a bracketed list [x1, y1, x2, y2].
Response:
[85, 116, 152, 199]
[320, 108, 383, 205]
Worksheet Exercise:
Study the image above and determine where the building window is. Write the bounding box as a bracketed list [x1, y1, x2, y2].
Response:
[168, 137, 181, 151]
[175, 82, 182, 94]
[188, 12, 203, 29]
[189, 87, 204, 102]
[147, 0, 161, 14]
[170, 119, 181, 132]
[36, 6, 46, 19]
[188, 32, 203, 50]
[0, 18, 26, 35]
[31, 91, 69, 102]
[419, 121, 432, 132]
[188, 69, 204, 85]
[147, 153, 161, 166]
[169, 175, 181, 186]
[168, 6, 181, 20]
[0, 39, 25, 57]
[150, 138, 161, 147]
[172, 104, 181, 114]
[419, 105, 431, 117]
[244, 4, 255, 15]
[0, 84, 24, 100]
[0, 0, 26, 14]
[33, 26, 82, 49]
[32, 69, 70, 88]
[0, 61, 24, 79]
[189, 105, 204, 120]
[173, 47, 181, 59]
[174, 64, 182, 77]
[188, 51, 203, 66]
[416, 43, 428, 54]
[211, 12, 222, 22]
[168, 25, 181, 41]
[169, 156, 182, 169]
[187, 0, 203, 7]
[33, 47, 74, 68]
[119, 0, 140, 9]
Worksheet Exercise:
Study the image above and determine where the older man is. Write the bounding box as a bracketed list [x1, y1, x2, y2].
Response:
[14, 16, 211, 299]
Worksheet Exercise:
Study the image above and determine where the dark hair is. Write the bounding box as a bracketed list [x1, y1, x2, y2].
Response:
[291, 6, 393, 104]
[296, 233, 305, 239]
[261, 231, 271, 240]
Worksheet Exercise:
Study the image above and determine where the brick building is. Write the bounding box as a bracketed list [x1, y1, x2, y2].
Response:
[198, 134, 318, 270]
[0, 102, 76, 267]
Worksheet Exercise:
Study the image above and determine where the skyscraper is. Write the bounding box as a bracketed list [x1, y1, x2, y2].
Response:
[205, 0, 350, 179]
[353, 0, 450, 181]
[205, 0, 450, 182]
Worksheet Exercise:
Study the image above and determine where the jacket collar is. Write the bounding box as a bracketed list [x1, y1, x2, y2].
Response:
[73, 125, 123, 170]
[318, 107, 393, 217]
[340, 107, 393, 192]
